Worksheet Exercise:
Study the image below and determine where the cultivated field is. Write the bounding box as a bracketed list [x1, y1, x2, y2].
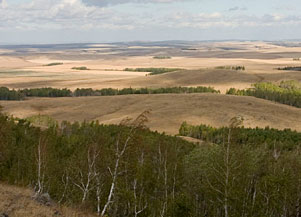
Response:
[1, 41, 301, 133]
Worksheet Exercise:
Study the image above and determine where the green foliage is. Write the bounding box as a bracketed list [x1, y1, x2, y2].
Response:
[215, 65, 246, 70]
[0, 87, 24, 100]
[21, 87, 72, 97]
[153, 56, 172, 59]
[0, 86, 219, 100]
[0, 111, 194, 216]
[180, 121, 301, 216]
[277, 66, 301, 71]
[26, 115, 57, 128]
[179, 122, 301, 150]
[2, 109, 301, 216]
[74, 86, 220, 96]
[226, 81, 301, 108]
[72, 66, 90, 70]
[124, 67, 181, 75]
[44, 62, 63, 66]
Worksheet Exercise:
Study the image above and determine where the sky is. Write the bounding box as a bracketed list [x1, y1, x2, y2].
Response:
[0, 0, 301, 44]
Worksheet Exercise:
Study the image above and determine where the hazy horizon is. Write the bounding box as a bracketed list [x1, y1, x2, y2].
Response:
[1, 0, 301, 44]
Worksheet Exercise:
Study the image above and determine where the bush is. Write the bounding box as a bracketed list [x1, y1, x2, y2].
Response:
[44, 62, 63, 66]
[215, 65, 245, 70]
[72, 66, 90, 70]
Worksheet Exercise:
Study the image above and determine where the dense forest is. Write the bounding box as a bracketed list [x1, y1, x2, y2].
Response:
[0, 86, 220, 100]
[2, 109, 301, 216]
[179, 121, 301, 149]
[227, 81, 301, 108]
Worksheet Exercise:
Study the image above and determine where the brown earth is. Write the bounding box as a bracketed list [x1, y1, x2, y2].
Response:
[0, 183, 96, 217]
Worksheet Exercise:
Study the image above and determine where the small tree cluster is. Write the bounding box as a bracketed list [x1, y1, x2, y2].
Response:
[124, 67, 181, 75]
[226, 81, 301, 108]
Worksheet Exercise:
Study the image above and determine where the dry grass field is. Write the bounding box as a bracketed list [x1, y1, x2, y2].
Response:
[1, 93, 301, 134]
[1, 41, 301, 134]
[0, 183, 96, 217]
[1, 41, 301, 92]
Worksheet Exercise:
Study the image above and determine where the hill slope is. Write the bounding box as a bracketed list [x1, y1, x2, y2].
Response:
[0, 184, 96, 217]
[1, 93, 301, 134]
[102, 69, 301, 93]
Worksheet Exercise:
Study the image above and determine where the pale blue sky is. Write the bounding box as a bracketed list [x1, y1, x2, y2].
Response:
[0, 0, 301, 44]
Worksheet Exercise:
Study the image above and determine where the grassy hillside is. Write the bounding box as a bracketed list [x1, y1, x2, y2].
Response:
[2, 93, 301, 134]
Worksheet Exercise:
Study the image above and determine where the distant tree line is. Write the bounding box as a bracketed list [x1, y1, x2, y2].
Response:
[124, 67, 181, 75]
[44, 62, 63, 66]
[0, 86, 220, 100]
[277, 66, 301, 71]
[153, 56, 172, 59]
[0, 87, 24, 100]
[21, 88, 72, 97]
[2, 111, 301, 216]
[215, 65, 245, 70]
[227, 81, 301, 108]
[72, 66, 90, 70]
[74, 86, 220, 96]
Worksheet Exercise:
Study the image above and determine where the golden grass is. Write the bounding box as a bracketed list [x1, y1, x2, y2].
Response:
[0, 183, 97, 217]
[1, 93, 301, 135]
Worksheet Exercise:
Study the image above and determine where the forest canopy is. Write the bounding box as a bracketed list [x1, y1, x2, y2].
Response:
[1, 110, 301, 216]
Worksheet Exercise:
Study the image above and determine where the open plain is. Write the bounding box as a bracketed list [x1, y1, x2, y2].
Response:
[1, 41, 301, 133]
